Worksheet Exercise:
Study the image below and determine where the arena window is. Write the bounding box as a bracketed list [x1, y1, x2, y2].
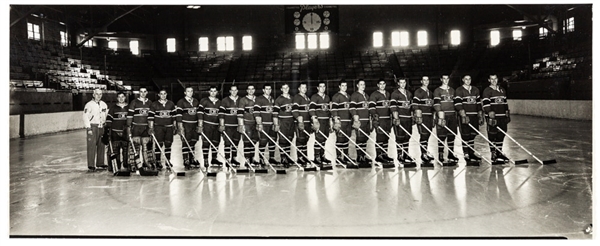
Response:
[400, 31, 409, 47]
[450, 30, 460, 45]
[83, 40, 93, 47]
[319, 33, 329, 49]
[513, 30, 523, 41]
[60, 31, 68, 46]
[417, 31, 427, 46]
[295, 33, 306, 50]
[225, 36, 234, 51]
[490, 30, 500, 46]
[199, 37, 209, 51]
[242, 36, 252, 51]
[130, 40, 139, 55]
[27, 23, 40, 40]
[108, 40, 118, 51]
[373, 32, 383, 47]
[539, 27, 548, 39]
[564, 17, 574, 33]
[307, 33, 318, 49]
[167, 38, 176, 53]
[391, 31, 400, 47]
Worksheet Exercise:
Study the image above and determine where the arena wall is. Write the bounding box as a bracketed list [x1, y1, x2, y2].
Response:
[9, 115, 20, 139]
[508, 100, 592, 121]
[15, 111, 85, 138]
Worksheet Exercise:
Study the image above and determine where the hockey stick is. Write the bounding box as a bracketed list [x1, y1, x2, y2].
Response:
[357, 128, 394, 168]
[108, 138, 130, 176]
[467, 124, 528, 165]
[303, 129, 335, 170]
[337, 128, 379, 168]
[128, 136, 158, 176]
[495, 127, 556, 165]
[242, 131, 282, 174]
[274, 130, 318, 171]
[315, 130, 356, 168]
[419, 123, 460, 167]
[377, 126, 419, 166]
[179, 133, 206, 173]
[443, 125, 492, 165]
[395, 123, 442, 167]
[222, 131, 251, 173]
[151, 134, 185, 176]
[200, 132, 234, 176]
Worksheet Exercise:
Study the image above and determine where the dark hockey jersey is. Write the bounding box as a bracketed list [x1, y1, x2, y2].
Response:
[331, 92, 351, 122]
[390, 88, 413, 119]
[350, 91, 370, 121]
[454, 85, 482, 115]
[369, 90, 391, 119]
[254, 94, 275, 125]
[127, 97, 152, 126]
[412, 87, 434, 116]
[200, 97, 221, 125]
[433, 87, 457, 114]
[219, 96, 240, 127]
[274, 95, 294, 120]
[176, 97, 200, 124]
[149, 100, 176, 127]
[482, 86, 509, 117]
[309, 93, 331, 120]
[237, 95, 256, 123]
[107, 103, 129, 132]
[292, 93, 311, 123]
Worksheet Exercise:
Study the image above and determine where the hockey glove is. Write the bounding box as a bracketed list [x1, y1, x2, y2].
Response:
[237, 125, 245, 134]
[477, 111, 484, 126]
[101, 127, 110, 145]
[311, 118, 320, 131]
[371, 119, 380, 132]
[297, 121, 305, 131]
[459, 109, 469, 125]
[256, 123, 264, 132]
[218, 124, 225, 132]
[125, 126, 132, 137]
[273, 124, 280, 132]
[393, 117, 401, 126]
[196, 124, 203, 134]
[487, 111, 497, 127]
[147, 127, 154, 136]
[413, 109, 423, 125]
[333, 117, 342, 131]
[352, 115, 361, 129]
[506, 110, 511, 124]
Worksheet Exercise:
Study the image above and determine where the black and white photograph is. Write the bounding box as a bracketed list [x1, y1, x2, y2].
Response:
[5, 1, 595, 240]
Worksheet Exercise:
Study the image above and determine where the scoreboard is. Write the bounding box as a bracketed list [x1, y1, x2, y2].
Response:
[285, 5, 338, 33]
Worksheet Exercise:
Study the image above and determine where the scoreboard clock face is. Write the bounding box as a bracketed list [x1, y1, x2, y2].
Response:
[302, 12, 322, 32]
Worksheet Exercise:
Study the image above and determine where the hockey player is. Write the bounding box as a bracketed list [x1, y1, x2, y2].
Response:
[176, 87, 202, 169]
[391, 77, 416, 167]
[83, 88, 108, 171]
[331, 80, 354, 167]
[454, 75, 484, 164]
[126, 87, 154, 171]
[254, 84, 279, 166]
[292, 83, 313, 166]
[238, 84, 260, 168]
[219, 85, 241, 167]
[273, 83, 295, 167]
[433, 74, 459, 165]
[148, 89, 177, 170]
[106, 91, 129, 171]
[482, 74, 510, 163]
[369, 79, 394, 164]
[200, 86, 223, 168]
[309, 82, 333, 167]
[350, 79, 372, 166]
[412, 76, 435, 165]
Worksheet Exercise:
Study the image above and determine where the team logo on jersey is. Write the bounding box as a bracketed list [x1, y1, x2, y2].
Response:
[321, 104, 328, 110]
[208, 108, 219, 116]
[285, 105, 293, 112]
[187, 108, 197, 115]
[466, 97, 476, 104]
[399, 101, 409, 108]
[442, 95, 453, 102]
[116, 112, 127, 119]
[247, 108, 254, 114]
[362, 101, 369, 108]
[382, 100, 390, 107]
[139, 108, 148, 116]
[304, 105, 310, 111]
[230, 108, 237, 115]
[158, 111, 170, 117]
[266, 106, 273, 113]
[494, 97, 506, 104]
[424, 99, 433, 106]
[344, 102, 350, 109]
